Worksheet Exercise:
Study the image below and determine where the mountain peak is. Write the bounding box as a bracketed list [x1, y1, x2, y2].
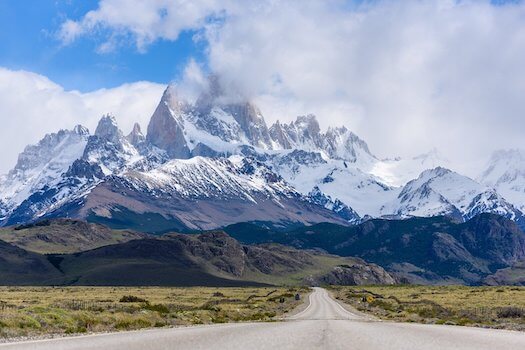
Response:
[294, 114, 321, 136]
[481, 149, 525, 186]
[126, 122, 145, 147]
[94, 114, 123, 142]
[419, 166, 453, 179]
[131, 122, 142, 134]
[73, 125, 89, 136]
[146, 86, 191, 159]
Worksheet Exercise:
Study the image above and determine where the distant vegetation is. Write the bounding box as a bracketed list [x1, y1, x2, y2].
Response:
[0, 286, 307, 340]
[331, 285, 525, 331]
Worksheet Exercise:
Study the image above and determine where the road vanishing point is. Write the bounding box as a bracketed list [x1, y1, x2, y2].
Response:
[2, 287, 525, 350]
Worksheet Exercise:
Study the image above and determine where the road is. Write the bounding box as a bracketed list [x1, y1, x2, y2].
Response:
[2, 287, 525, 350]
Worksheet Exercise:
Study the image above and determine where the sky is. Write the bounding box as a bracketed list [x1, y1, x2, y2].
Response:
[0, 0, 524, 175]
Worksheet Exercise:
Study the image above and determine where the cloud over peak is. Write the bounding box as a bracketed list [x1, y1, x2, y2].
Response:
[22, 0, 525, 175]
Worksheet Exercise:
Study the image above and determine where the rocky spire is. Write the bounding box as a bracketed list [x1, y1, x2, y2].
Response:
[94, 114, 124, 145]
[293, 114, 322, 144]
[126, 122, 146, 147]
[323, 126, 373, 162]
[73, 125, 90, 136]
[146, 86, 191, 159]
[269, 120, 292, 149]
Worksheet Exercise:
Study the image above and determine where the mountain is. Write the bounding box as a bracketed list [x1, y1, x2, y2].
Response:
[269, 151, 394, 217]
[1, 76, 524, 231]
[269, 115, 376, 164]
[0, 224, 395, 286]
[382, 167, 524, 225]
[479, 149, 525, 213]
[50, 156, 349, 232]
[0, 125, 89, 219]
[483, 260, 525, 286]
[225, 213, 525, 285]
[369, 148, 451, 187]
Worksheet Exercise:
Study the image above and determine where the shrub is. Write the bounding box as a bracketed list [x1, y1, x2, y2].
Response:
[142, 303, 170, 314]
[497, 307, 524, 319]
[119, 295, 148, 303]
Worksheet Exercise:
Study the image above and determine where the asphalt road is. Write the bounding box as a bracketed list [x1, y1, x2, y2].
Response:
[2, 287, 525, 350]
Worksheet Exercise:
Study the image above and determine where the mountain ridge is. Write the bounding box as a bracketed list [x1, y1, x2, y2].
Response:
[0, 220, 395, 287]
[0, 77, 524, 231]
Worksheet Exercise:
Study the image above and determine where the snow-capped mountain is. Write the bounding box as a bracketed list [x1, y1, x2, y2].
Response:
[479, 149, 525, 213]
[268, 150, 394, 217]
[381, 167, 523, 222]
[0, 125, 89, 219]
[0, 76, 523, 231]
[33, 156, 347, 231]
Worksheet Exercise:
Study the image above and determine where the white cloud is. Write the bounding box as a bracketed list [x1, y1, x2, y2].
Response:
[57, 0, 229, 52]
[0, 68, 165, 173]
[53, 0, 525, 176]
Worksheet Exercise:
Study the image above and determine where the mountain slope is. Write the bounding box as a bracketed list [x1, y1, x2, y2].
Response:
[45, 156, 349, 232]
[0, 126, 89, 218]
[226, 214, 525, 285]
[0, 239, 63, 285]
[0, 218, 146, 254]
[0, 228, 394, 286]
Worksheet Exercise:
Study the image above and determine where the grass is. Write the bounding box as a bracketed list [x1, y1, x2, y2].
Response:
[0, 220, 144, 254]
[330, 285, 525, 331]
[0, 286, 308, 340]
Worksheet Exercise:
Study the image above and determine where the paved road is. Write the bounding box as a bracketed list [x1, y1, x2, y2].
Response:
[2, 287, 525, 350]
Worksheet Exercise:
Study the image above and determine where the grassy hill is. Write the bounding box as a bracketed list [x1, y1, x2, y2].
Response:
[0, 218, 146, 254]
[0, 222, 394, 286]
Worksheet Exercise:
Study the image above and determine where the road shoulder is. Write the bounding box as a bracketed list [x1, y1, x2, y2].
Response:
[326, 288, 379, 321]
[281, 288, 313, 320]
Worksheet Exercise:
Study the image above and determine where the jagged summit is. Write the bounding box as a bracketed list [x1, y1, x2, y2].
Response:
[126, 122, 146, 147]
[382, 166, 523, 222]
[94, 114, 123, 144]
[269, 114, 375, 164]
[73, 125, 89, 136]
[146, 86, 191, 159]
[144, 76, 375, 165]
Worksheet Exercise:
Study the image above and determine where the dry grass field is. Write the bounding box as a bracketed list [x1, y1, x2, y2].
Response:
[331, 285, 525, 330]
[0, 286, 308, 340]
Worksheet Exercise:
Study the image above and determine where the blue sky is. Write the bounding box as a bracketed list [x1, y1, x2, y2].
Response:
[0, 1, 205, 91]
